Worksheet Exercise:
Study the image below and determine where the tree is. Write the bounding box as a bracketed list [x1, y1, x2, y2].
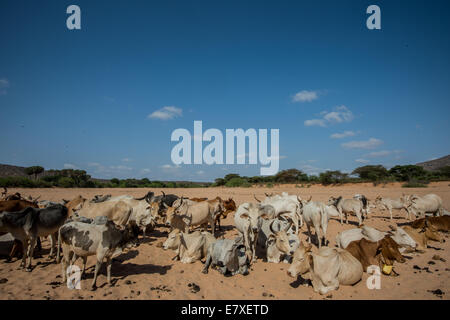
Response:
[352, 165, 389, 181]
[275, 169, 308, 183]
[24, 166, 44, 180]
[319, 170, 349, 185]
[111, 178, 120, 185]
[389, 165, 427, 181]
[223, 174, 241, 182]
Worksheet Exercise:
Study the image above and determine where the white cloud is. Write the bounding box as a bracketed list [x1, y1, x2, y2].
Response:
[109, 165, 132, 171]
[0, 79, 10, 95]
[63, 163, 78, 169]
[196, 170, 205, 175]
[355, 159, 370, 164]
[148, 106, 182, 120]
[292, 90, 318, 103]
[160, 164, 181, 170]
[304, 105, 354, 127]
[141, 168, 151, 174]
[330, 131, 357, 139]
[304, 119, 326, 127]
[121, 158, 132, 162]
[365, 150, 403, 158]
[341, 138, 383, 149]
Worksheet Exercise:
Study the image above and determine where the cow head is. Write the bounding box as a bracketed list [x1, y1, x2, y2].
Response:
[423, 220, 443, 243]
[163, 230, 181, 250]
[287, 242, 312, 278]
[387, 225, 417, 251]
[239, 203, 268, 233]
[378, 236, 405, 267]
[328, 196, 342, 208]
[267, 219, 294, 255]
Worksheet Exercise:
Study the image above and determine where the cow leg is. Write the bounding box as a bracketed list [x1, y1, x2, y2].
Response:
[106, 257, 113, 286]
[48, 234, 57, 258]
[314, 223, 322, 249]
[91, 258, 103, 290]
[210, 218, 215, 237]
[25, 236, 37, 272]
[306, 224, 312, 245]
[19, 239, 29, 269]
[8, 240, 21, 261]
[389, 207, 393, 220]
[202, 253, 212, 274]
[81, 256, 87, 278]
[321, 215, 328, 247]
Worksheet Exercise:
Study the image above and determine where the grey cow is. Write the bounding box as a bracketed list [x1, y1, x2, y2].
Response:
[57, 220, 137, 290]
[0, 204, 68, 271]
[202, 236, 249, 276]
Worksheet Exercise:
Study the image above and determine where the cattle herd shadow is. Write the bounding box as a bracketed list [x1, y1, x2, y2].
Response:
[113, 249, 140, 262]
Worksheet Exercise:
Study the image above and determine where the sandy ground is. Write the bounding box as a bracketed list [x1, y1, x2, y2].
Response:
[0, 182, 449, 300]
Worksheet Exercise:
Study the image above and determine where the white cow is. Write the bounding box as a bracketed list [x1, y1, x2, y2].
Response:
[404, 194, 444, 218]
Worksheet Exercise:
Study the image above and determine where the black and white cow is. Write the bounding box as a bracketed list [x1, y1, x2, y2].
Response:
[202, 236, 249, 276]
[57, 220, 137, 290]
[0, 204, 68, 271]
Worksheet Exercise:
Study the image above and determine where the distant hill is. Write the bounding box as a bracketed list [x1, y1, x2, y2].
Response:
[416, 155, 450, 171]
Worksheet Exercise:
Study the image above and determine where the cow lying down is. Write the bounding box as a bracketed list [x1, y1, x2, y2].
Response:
[202, 236, 249, 276]
[345, 236, 405, 276]
[162, 229, 216, 264]
[287, 242, 363, 295]
[57, 220, 137, 290]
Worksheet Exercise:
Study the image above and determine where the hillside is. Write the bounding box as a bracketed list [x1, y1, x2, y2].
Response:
[416, 154, 450, 171]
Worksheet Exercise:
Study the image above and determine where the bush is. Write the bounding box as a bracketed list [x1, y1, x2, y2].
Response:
[58, 177, 75, 188]
[402, 179, 429, 188]
[225, 177, 251, 187]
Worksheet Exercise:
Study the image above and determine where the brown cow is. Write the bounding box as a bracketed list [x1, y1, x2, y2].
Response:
[411, 216, 450, 232]
[402, 224, 443, 251]
[345, 236, 405, 276]
[215, 198, 236, 231]
[65, 195, 87, 217]
[0, 200, 41, 259]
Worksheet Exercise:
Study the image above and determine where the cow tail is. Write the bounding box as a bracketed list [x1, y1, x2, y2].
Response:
[56, 227, 62, 264]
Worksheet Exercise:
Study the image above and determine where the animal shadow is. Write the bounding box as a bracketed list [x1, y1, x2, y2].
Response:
[289, 276, 311, 288]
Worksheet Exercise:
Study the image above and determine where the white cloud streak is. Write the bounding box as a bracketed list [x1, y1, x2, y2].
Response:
[148, 106, 183, 120]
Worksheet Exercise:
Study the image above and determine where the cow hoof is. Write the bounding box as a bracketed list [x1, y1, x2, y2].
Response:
[202, 269, 208, 274]
[25, 268, 32, 272]
[90, 286, 97, 291]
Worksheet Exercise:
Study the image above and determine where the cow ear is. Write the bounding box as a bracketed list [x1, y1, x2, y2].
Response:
[306, 243, 312, 252]
[388, 224, 397, 231]
[240, 213, 249, 219]
[259, 213, 269, 220]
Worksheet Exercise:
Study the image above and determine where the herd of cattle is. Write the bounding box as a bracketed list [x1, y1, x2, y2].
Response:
[0, 187, 449, 294]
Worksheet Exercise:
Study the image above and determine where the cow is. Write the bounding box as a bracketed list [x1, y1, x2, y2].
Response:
[287, 242, 363, 295]
[404, 194, 444, 218]
[0, 204, 68, 271]
[299, 199, 329, 248]
[215, 198, 237, 231]
[134, 191, 179, 221]
[336, 225, 417, 253]
[65, 195, 87, 217]
[202, 236, 249, 276]
[374, 195, 409, 220]
[75, 198, 154, 236]
[162, 229, 216, 263]
[353, 194, 369, 218]
[411, 216, 450, 232]
[166, 197, 223, 236]
[402, 224, 443, 251]
[254, 192, 302, 234]
[345, 236, 405, 276]
[234, 202, 270, 263]
[0, 199, 42, 260]
[328, 196, 365, 226]
[257, 218, 296, 263]
[57, 220, 136, 290]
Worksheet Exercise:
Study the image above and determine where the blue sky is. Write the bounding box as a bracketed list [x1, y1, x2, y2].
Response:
[1, 0, 449, 181]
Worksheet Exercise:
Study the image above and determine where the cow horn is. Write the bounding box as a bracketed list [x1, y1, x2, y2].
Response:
[253, 194, 261, 203]
[161, 191, 166, 198]
[269, 220, 276, 234]
[134, 194, 147, 200]
[284, 218, 293, 232]
[307, 196, 312, 202]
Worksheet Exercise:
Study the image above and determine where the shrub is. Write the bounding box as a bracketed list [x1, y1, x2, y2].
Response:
[225, 177, 251, 187]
